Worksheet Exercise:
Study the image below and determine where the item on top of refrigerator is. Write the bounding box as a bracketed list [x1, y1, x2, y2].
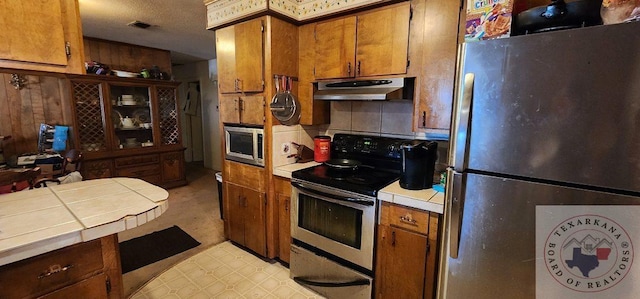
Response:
[465, 0, 514, 41]
[601, 0, 640, 24]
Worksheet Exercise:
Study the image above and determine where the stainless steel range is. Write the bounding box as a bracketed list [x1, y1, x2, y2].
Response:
[290, 133, 408, 299]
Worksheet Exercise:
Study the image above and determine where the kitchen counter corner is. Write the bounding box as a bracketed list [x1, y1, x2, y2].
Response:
[273, 161, 320, 179]
[378, 181, 444, 214]
[0, 177, 168, 266]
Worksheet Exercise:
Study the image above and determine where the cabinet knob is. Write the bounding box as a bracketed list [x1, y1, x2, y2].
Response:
[357, 61, 361, 76]
[347, 62, 351, 76]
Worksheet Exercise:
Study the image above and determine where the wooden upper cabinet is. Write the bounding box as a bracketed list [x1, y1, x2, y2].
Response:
[216, 18, 264, 93]
[314, 2, 410, 80]
[219, 95, 264, 125]
[412, 0, 460, 131]
[314, 17, 357, 79]
[356, 2, 411, 77]
[0, 0, 84, 74]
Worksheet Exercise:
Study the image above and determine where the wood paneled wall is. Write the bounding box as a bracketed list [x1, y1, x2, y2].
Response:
[0, 72, 70, 158]
[83, 37, 173, 75]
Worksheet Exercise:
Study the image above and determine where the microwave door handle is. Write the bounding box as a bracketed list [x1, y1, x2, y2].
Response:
[293, 276, 370, 288]
[291, 182, 375, 206]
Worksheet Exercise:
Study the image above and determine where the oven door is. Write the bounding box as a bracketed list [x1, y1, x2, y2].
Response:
[291, 180, 376, 271]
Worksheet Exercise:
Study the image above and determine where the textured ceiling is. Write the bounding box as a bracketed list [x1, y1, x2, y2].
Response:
[79, 0, 216, 65]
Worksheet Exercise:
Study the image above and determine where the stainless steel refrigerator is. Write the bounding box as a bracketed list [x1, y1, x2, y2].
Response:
[439, 21, 640, 298]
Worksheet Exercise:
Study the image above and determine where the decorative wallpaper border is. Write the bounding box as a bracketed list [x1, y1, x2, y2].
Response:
[207, 0, 387, 29]
[206, 0, 268, 29]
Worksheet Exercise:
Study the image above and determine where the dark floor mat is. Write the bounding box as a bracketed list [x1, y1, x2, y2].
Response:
[119, 225, 201, 274]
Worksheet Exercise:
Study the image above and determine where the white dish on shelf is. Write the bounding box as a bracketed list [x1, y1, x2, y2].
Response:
[121, 100, 138, 106]
[113, 70, 139, 78]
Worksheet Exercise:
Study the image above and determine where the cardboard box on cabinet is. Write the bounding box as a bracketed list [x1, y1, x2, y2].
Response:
[465, 0, 514, 41]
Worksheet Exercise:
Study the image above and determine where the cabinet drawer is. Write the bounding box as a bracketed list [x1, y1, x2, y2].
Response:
[40, 273, 108, 299]
[114, 154, 159, 168]
[380, 202, 429, 235]
[0, 239, 103, 298]
[116, 164, 160, 178]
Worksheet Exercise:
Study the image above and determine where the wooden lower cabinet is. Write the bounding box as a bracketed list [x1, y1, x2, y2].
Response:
[82, 149, 186, 188]
[274, 176, 292, 264]
[225, 181, 267, 256]
[0, 235, 122, 299]
[375, 202, 441, 299]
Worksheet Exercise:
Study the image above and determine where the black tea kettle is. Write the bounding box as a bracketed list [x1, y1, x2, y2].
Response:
[400, 140, 438, 190]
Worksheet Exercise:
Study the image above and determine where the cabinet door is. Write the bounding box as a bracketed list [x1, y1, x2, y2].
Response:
[413, 0, 459, 131]
[240, 95, 264, 125]
[219, 96, 240, 123]
[243, 187, 267, 256]
[356, 2, 410, 77]
[71, 80, 109, 153]
[225, 182, 246, 245]
[216, 18, 264, 94]
[0, 0, 84, 74]
[235, 18, 264, 93]
[314, 16, 357, 79]
[161, 151, 184, 183]
[216, 25, 237, 94]
[277, 192, 291, 263]
[82, 160, 113, 180]
[375, 225, 428, 299]
[157, 87, 182, 146]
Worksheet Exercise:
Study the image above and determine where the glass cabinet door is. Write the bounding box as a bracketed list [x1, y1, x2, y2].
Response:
[157, 87, 180, 146]
[109, 84, 155, 150]
[72, 81, 108, 153]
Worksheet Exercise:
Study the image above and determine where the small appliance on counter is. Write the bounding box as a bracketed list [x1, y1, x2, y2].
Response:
[313, 135, 331, 162]
[400, 140, 438, 190]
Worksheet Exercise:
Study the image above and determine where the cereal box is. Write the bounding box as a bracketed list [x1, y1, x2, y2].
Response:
[465, 0, 514, 41]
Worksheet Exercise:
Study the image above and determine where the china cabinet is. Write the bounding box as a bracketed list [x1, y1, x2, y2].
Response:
[67, 75, 186, 188]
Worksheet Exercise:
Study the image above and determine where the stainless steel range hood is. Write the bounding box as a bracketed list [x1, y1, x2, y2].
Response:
[314, 77, 414, 101]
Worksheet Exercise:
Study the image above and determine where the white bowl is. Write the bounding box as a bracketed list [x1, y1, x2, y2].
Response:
[121, 100, 137, 106]
[113, 70, 139, 78]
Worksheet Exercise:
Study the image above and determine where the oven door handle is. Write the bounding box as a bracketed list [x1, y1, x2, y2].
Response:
[292, 182, 375, 206]
[293, 276, 371, 288]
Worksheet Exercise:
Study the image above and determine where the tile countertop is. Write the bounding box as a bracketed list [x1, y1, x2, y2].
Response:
[378, 181, 445, 214]
[273, 161, 320, 179]
[0, 177, 168, 266]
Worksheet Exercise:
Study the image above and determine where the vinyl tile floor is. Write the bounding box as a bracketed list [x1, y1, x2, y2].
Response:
[119, 162, 324, 298]
[130, 241, 324, 299]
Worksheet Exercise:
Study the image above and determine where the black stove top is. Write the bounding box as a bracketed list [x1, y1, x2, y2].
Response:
[292, 134, 411, 197]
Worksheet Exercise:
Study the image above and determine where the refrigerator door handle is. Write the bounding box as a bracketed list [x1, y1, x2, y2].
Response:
[447, 169, 466, 259]
[453, 73, 475, 172]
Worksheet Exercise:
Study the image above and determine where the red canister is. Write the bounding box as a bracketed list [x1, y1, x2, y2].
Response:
[314, 135, 331, 162]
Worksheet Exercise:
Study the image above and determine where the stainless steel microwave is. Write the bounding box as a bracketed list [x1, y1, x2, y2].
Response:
[224, 125, 264, 167]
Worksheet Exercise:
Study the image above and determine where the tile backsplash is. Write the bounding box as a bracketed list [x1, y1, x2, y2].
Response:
[272, 100, 450, 171]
